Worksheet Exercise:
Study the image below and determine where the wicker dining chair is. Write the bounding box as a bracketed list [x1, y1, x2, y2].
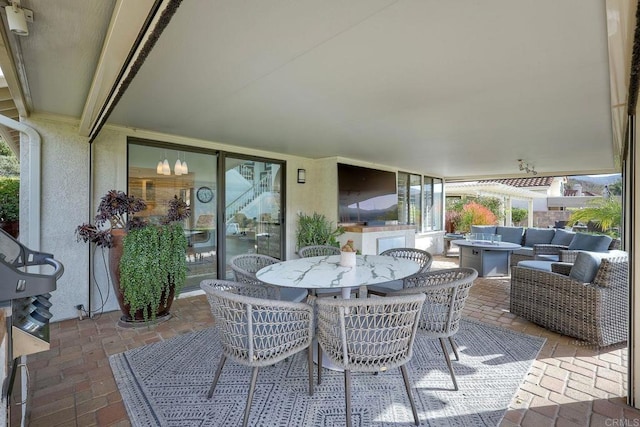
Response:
[201, 280, 314, 427]
[229, 253, 307, 302]
[389, 267, 478, 390]
[315, 293, 426, 427]
[298, 245, 341, 257]
[367, 248, 434, 296]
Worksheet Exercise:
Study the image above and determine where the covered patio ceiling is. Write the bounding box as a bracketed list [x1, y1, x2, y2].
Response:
[0, 0, 633, 180]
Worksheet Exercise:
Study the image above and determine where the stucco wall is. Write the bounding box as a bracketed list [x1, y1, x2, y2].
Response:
[23, 116, 321, 321]
[23, 116, 443, 321]
[21, 117, 90, 322]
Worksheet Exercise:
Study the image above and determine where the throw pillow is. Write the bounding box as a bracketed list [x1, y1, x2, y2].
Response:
[568, 252, 601, 283]
[550, 228, 575, 246]
[524, 228, 555, 247]
[567, 233, 612, 252]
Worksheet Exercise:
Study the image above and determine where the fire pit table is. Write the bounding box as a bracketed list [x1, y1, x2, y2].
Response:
[452, 238, 521, 277]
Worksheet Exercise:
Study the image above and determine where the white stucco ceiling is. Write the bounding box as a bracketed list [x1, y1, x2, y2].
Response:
[7, 0, 624, 179]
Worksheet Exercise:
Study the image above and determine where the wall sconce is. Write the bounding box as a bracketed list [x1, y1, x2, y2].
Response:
[297, 168, 306, 184]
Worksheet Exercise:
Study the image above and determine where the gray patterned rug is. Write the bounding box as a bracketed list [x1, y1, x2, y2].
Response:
[110, 319, 545, 426]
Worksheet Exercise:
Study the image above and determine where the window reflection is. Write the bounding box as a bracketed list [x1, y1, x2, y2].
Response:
[128, 141, 218, 290]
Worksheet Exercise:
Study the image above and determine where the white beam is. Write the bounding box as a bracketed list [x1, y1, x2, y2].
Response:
[78, 0, 156, 137]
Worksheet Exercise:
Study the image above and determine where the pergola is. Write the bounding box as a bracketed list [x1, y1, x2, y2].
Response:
[445, 181, 548, 228]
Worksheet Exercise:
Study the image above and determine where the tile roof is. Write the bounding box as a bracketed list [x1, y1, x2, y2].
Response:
[478, 177, 554, 188]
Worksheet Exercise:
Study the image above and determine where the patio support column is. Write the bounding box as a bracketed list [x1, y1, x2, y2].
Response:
[527, 199, 534, 228]
[505, 197, 512, 226]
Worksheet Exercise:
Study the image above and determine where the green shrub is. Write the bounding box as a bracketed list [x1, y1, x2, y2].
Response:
[0, 177, 19, 221]
[296, 212, 343, 250]
[511, 207, 527, 225]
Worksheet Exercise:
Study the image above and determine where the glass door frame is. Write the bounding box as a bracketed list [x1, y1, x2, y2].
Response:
[127, 138, 288, 281]
[219, 152, 287, 273]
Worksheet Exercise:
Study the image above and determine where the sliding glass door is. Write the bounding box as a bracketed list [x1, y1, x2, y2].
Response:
[128, 140, 286, 285]
[223, 155, 284, 278]
[128, 140, 218, 291]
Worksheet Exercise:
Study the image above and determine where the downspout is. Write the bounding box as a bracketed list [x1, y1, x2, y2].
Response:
[0, 115, 40, 250]
[0, 115, 39, 427]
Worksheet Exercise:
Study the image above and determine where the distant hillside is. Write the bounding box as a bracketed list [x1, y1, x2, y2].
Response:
[567, 174, 621, 195]
[570, 174, 621, 185]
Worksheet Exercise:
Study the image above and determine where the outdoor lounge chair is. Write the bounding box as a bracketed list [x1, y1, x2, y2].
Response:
[510, 251, 628, 346]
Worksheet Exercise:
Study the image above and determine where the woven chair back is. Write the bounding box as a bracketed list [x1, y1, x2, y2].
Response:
[201, 282, 314, 368]
[298, 245, 341, 258]
[229, 254, 281, 299]
[200, 279, 271, 299]
[316, 293, 426, 372]
[392, 268, 478, 338]
[379, 248, 433, 273]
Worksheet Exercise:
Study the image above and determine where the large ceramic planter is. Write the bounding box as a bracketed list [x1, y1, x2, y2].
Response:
[109, 229, 174, 324]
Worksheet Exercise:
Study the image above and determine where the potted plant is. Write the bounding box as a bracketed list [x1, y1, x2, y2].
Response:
[76, 190, 189, 323]
[295, 212, 344, 251]
[0, 177, 19, 238]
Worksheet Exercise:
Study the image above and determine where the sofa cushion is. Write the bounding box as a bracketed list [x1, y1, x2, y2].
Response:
[567, 233, 612, 252]
[513, 247, 533, 257]
[537, 254, 560, 262]
[517, 260, 554, 272]
[496, 226, 524, 244]
[471, 225, 497, 235]
[523, 228, 555, 247]
[550, 228, 575, 246]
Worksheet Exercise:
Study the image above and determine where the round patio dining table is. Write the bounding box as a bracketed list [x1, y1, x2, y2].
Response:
[257, 253, 421, 371]
[256, 254, 420, 299]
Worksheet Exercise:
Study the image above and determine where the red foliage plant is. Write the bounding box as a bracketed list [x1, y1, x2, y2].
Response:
[457, 202, 497, 232]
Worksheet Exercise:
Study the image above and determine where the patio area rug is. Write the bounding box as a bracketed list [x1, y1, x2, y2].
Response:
[110, 318, 545, 426]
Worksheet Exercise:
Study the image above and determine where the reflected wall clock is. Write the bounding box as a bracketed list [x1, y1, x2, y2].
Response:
[196, 186, 214, 203]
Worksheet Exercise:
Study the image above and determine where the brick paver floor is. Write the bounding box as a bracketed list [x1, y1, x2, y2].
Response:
[21, 256, 640, 426]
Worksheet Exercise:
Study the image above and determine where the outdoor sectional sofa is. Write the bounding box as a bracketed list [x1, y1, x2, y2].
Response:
[469, 225, 617, 266]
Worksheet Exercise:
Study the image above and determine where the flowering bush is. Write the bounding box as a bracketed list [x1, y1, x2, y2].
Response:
[456, 202, 497, 233]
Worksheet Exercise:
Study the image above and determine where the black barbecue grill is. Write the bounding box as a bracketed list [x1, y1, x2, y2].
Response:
[0, 227, 63, 414]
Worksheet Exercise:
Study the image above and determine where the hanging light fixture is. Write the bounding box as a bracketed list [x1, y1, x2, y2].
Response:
[162, 159, 170, 175]
[156, 160, 163, 174]
[174, 158, 182, 176]
[181, 153, 188, 174]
